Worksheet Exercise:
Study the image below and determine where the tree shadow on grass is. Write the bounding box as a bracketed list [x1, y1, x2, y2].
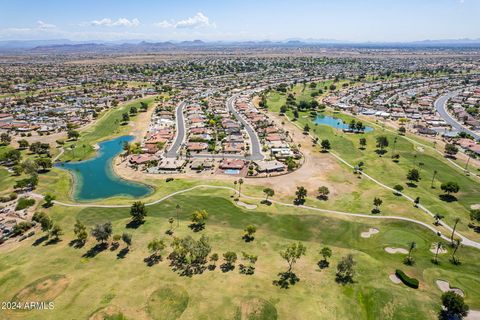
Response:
[125, 220, 145, 229]
[260, 200, 272, 206]
[273, 272, 299, 289]
[406, 182, 418, 188]
[32, 235, 48, 247]
[242, 235, 255, 243]
[220, 263, 235, 273]
[439, 194, 457, 202]
[117, 247, 130, 259]
[45, 238, 61, 246]
[68, 239, 85, 249]
[188, 223, 205, 232]
[82, 243, 108, 258]
[144, 254, 162, 267]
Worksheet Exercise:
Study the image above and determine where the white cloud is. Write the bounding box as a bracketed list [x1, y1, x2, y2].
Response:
[90, 18, 140, 27]
[155, 12, 215, 29]
[37, 20, 56, 30]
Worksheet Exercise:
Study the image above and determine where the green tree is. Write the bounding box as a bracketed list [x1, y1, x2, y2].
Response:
[294, 186, 307, 205]
[91, 222, 112, 244]
[321, 139, 331, 152]
[441, 181, 460, 195]
[148, 238, 166, 257]
[439, 291, 469, 320]
[375, 136, 389, 154]
[243, 224, 257, 242]
[67, 130, 80, 140]
[372, 197, 383, 213]
[407, 168, 420, 184]
[130, 201, 147, 224]
[280, 242, 307, 273]
[336, 254, 356, 284]
[43, 194, 55, 208]
[359, 137, 367, 149]
[317, 186, 330, 200]
[74, 220, 88, 244]
[444, 143, 459, 157]
[318, 247, 332, 269]
[49, 224, 63, 241]
[190, 209, 208, 231]
[263, 187, 275, 202]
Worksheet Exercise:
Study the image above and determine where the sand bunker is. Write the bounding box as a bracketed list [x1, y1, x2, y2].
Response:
[471, 204, 480, 210]
[235, 201, 257, 210]
[416, 146, 425, 152]
[389, 274, 401, 284]
[385, 247, 408, 254]
[436, 280, 464, 297]
[430, 243, 448, 254]
[361, 228, 379, 238]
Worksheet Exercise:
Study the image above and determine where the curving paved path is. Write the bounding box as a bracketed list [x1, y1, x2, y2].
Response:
[29, 183, 480, 250]
[435, 91, 480, 141]
[280, 113, 480, 249]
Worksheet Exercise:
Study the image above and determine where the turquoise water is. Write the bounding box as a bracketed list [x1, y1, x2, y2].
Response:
[314, 115, 373, 132]
[56, 135, 152, 201]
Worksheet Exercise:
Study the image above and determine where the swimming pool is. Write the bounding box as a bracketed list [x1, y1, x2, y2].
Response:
[224, 169, 240, 175]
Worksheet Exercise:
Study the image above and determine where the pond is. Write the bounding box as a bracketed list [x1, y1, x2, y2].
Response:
[56, 135, 152, 201]
[314, 115, 374, 132]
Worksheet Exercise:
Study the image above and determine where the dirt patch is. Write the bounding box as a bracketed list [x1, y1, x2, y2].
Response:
[436, 280, 465, 297]
[389, 274, 401, 284]
[146, 285, 189, 320]
[361, 228, 379, 238]
[235, 201, 258, 210]
[384, 247, 408, 254]
[12, 274, 69, 303]
[237, 297, 278, 320]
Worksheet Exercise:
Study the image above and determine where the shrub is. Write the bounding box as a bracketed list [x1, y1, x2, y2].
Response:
[395, 269, 419, 289]
[15, 198, 35, 211]
[166, 177, 174, 182]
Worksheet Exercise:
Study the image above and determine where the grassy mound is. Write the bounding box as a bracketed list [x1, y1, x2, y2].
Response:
[89, 305, 127, 320]
[146, 285, 189, 320]
[235, 297, 278, 320]
[12, 274, 69, 303]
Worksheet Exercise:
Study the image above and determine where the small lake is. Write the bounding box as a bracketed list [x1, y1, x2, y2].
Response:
[314, 115, 373, 132]
[56, 135, 152, 201]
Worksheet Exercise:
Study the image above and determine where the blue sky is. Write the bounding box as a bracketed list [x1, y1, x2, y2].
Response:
[0, 0, 478, 42]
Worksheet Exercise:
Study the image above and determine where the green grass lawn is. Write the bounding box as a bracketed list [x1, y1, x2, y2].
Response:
[59, 96, 158, 162]
[0, 188, 479, 320]
[266, 85, 480, 241]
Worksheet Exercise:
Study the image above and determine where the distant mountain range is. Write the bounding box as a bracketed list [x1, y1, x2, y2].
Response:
[1, 38, 480, 52]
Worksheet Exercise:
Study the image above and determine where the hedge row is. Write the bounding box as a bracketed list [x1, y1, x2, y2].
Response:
[395, 269, 419, 289]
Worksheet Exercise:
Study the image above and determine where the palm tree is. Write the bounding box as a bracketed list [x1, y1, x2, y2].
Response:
[451, 239, 462, 265]
[450, 218, 460, 243]
[433, 242, 445, 264]
[405, 241, 416, 265]
[238, 178, 244, 198]
[233, 180, 238, 196]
